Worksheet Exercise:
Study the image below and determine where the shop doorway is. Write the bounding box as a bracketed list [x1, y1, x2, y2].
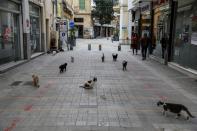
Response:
[77, 25, 83, 38]
[0, 11, 20, 65]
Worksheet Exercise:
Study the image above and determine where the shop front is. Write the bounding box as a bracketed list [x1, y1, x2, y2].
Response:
[173, 0, 197, 70]
[153, 1, 170, 59]
[29, 2, 41, 54]
[0, 0, 21, 65]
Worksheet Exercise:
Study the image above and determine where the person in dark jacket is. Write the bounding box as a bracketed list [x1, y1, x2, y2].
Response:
[160, 35, 167, 58]
[140, 33, 150, 60]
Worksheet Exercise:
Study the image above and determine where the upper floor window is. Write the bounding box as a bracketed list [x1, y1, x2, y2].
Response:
[79, 0, 85, 10]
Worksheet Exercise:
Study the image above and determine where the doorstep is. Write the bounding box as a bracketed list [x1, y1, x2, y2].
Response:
[168, 62, 197, 78]
[150, 55, 197, 78]
[0, 60, 27, 73]
[0, 52, 45, 74]
[31, 52, 45, 59]
[149, 55, 165, 64]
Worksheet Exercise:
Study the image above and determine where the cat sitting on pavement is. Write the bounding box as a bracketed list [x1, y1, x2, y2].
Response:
[32, 74, 40, 88]
[157, 100, 195, 120]
[79, 77, 97, 89]
[112, 53, 118, 61]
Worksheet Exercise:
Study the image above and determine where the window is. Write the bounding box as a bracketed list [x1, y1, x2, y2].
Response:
[79, 0, 85, 10]
[74, 18, 84, 23]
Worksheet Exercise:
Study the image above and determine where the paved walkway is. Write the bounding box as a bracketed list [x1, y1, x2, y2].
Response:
[0, 38, 197, 131]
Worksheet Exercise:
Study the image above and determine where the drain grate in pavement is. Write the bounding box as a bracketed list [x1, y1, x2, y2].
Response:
[10, 81, 23, 86]
[23, 81, 33, 86]
[79, 105, 98, 108]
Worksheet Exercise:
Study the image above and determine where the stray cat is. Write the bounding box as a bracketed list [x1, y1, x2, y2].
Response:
[59, 63, 67, 73]
[32, 74, 40, 87]
[112, 53, 118, 61]
[101, 53, 105, 62]
[122, 60, 127, 71]
[157, 101, 195, 120]
[79, 77, 97, 89]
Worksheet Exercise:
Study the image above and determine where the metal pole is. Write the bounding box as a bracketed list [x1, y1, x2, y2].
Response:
[150, 0, 154, 55]
[138, 1, 142, 38]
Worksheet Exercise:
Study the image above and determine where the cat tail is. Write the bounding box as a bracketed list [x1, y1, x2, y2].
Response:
[79, 86, 84, 88]
[185, 109, 195, 118]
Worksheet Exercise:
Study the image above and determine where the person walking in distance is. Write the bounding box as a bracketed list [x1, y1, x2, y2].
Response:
[131, 33, 138, 55]
[140, 33, 150, 60]
[160, 34, 167, 59]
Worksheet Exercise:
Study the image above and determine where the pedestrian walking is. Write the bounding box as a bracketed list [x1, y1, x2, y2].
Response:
[131, 33, 138, 55]
[140, 33, 150, 60]
[160, 34, 167, 59]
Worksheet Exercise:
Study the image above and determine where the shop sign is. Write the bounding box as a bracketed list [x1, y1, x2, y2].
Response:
[59, 20, 68, 41]
[60, 20, 67, 32]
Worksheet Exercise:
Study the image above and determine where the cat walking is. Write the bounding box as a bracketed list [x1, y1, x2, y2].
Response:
[59, 63, 67, 73]
[157, 101, 195, 120]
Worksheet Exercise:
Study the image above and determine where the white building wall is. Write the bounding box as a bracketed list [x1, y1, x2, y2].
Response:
[128, 0, 134, 41]
[119, 0, 129, 44]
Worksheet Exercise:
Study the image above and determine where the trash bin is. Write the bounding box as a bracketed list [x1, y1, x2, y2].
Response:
[88, 44, 91, 50]
[118, 45, 121, 51]
[99, 44, 102, 51]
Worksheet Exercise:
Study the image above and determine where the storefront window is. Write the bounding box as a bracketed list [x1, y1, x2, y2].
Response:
[29, 3, 41, 54]
[173, 0, 197, 70]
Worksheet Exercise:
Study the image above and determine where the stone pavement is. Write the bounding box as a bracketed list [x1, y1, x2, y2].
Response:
[0, 38, 197, 131]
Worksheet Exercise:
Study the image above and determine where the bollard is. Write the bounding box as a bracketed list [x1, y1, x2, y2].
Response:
[118, 45, 121, 51]
[88, 44, 91, 50]
[71, 57, 74, 63]
[99, 44, 102, 51]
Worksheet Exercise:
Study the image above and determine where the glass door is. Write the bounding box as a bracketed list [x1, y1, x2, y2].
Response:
[13, 13, 20, 61]
[0, 11, 20, 64]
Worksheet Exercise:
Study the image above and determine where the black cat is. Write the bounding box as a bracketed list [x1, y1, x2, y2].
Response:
[112, 53, 118, 61]
[79, 77, 97, 89]
[157, 101, 195, 120]
[122, 60, 127, 71]
[101, 53, 105, 62]
[59, 63, 67, 73]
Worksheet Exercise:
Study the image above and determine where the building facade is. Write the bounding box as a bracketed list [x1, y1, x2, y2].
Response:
[73, 0, 93, 39]
[0, 0, 22, 65]
[0, 0, 47, 65]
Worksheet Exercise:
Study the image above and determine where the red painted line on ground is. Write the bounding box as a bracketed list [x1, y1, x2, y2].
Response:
[3, 118, 21, 131]
[24, 104, 33, 112]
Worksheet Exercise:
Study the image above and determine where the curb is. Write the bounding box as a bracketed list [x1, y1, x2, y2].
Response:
[0, 52, 45, 74]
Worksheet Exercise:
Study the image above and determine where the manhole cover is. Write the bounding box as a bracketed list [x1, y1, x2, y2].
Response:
[10, 81, 23, 86]
[23, 81, 33, 86]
